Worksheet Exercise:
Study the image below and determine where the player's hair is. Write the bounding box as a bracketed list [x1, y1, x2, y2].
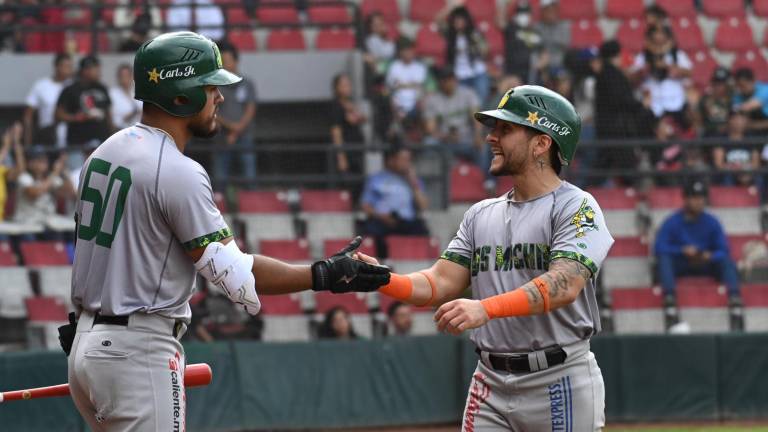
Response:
[53, 52, 71, 67]
[217, 40, 239, 61]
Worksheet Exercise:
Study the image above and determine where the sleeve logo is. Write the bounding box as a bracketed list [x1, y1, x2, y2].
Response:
[570, 198, 598, 238]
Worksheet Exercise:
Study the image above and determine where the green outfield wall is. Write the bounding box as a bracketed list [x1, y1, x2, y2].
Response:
[1, 334, 767, 431]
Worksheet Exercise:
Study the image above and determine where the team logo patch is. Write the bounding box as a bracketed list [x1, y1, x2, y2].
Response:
[148, 66, 196, 84]
[526, 111, 540, 125]
[548, 376, 573, 432]
[148, 68, 160, 83]
[570, 198, 598, 238]
[214, 44, 223, 68]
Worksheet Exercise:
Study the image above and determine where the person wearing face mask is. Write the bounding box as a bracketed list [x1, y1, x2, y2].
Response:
[499, 1, 541, 83]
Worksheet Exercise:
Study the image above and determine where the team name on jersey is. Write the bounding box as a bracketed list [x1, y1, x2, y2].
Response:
[471, 243, 550, 276]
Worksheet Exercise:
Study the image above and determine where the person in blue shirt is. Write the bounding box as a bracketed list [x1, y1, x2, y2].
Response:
[654, 180, 742, 312]
[361, 146, 429, 258]
[733, 67, 768, 133]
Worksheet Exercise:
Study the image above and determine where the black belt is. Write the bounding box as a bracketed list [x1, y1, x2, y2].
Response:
[93, 313, 184, 338]
[476, 346, 567, 373]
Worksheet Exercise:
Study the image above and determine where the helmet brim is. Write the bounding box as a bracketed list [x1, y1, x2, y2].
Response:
[199, 68, 242, 86]
[474, 109, 527, 128]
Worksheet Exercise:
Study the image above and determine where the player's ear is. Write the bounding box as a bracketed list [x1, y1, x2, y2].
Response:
[532, 134, 553, 159]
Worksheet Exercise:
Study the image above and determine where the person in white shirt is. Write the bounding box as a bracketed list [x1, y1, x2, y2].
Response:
[166, 0, 224, 41]
[436, 4, 490, 103]
[385, 39, 427, 120]
[364, 12, 396, 75]
[109, 64, 143, 130]
[23, 53, 73, 148]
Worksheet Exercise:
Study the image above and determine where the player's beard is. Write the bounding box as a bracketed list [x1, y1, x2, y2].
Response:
[188, 112, 219, 139]
[490, 146, 528, 176]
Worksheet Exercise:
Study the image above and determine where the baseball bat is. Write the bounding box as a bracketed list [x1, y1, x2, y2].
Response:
[0, 363, 212, 403]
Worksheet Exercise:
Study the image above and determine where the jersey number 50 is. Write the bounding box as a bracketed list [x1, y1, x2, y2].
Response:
[77, 158, 133, 248]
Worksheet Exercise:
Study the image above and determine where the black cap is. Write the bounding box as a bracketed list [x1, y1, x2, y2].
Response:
[79, 55, 100, 71]
[711, 66, 730, 83]
[734, 67, 755, 81]
[599, 40, 621, 59]
[435, 66, 456, 80]
[683, 180, 708, 197]
[25, 146, 47, 160]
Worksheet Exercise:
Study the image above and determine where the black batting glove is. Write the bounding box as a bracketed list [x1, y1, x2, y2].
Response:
[311, 236, 391, 293]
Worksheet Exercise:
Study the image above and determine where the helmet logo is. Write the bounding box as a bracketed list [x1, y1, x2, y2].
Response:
[213, 44, 223, 68]
[527, 111, 572, 136]
[149, 66, 196, 84]
[526, 111, 540, 125]
[497, 90, 512, 109]
[148, 68, 160, 83]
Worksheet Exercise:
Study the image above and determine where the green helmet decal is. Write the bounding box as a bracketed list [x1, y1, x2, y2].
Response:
[134, 31, 242, 117]
[475, 85, 582, 165]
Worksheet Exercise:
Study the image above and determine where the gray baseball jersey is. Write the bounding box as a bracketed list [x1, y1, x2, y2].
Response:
[443, 181, 614, 352]
[71, 123, 230, 322]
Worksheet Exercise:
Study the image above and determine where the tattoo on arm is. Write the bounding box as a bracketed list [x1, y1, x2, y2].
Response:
[519, 258, 592, 314]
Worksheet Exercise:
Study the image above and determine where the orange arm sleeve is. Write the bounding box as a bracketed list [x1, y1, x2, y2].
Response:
[480, 277, 550, 319]
[378, 272, 436, 307]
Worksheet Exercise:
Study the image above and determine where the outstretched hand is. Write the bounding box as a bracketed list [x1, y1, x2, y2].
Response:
[311, 236, 390, 293]
[434, 298, 489, 335]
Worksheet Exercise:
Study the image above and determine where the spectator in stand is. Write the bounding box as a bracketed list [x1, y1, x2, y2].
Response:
[166, 0, 224, 41]
[363, 12, 396, 76]
[655, 180, 743, 319]
[713, 113, 761, 187]
[361, 146, 429, 258]
[0, 123, 25, 221]
[631, 25, 692, 129]
[435, 4, 490, 103]
[423, 67, 486, 170]
[532, 0, 570, 72]
[644, 4, 669, 29]
[385, 38, 428, 125]
[13, 147, 74, 235]
[213, 42, 257, 190]
[698, 67, 732, 138]
[109, 64, 142, 130]
[118, 12, 153, 53]
[732, 67, 768, 134]
[55, 55, 112, 164]
[330, 73, 367, 176]
[317, 306, 359, 339]
[498, 1, 541, 84]
[371, 74, 395, 143]
[24, 53, 73, 148]
[188, 288, 263, 341]
[386, 301, 413, 336]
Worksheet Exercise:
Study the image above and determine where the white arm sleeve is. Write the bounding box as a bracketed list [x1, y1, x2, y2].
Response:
[195, 241, 261, 315]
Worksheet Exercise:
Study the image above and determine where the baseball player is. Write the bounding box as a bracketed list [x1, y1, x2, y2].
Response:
[59, 31, 389, 432]
[369, 85, 614, 431]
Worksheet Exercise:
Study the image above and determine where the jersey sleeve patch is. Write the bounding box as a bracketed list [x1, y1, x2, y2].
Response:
[182, 227, 233, 251]
[440, 251, 471, 268]
[569, 197, 599, 238]
[549, 250, 598, 276]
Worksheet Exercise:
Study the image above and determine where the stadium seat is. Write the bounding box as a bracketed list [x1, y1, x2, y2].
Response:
[732, 50, 768, 82]
[72, 31, 110, 54]
[386, 236, 440, 273]
[256, 5, 300, 24]
[259, 239, 311, 262]
[324, 238, 376, 258]
[38, 266, 73, 306]
[259, 294, 311, 341]
[0, 267, 33, 319]
[670, 17, 706, 52]
[225, 6, 251, 25]
[314, 291, 373, 338]
[743, 284, 768, 331]
[616, 19, 646, 53]
[701, 0, 746, 17]
[299, 190, 354, 258]
[415, 24, 447, 64]
[570, 19, 603, 49]
[450, 162, 486, 203]
[424, 210, 459, 250]
[409, 0, 446, 23]
[308, 4, 352, 24]
[558, 0, 597, 20]
[266, 28, 306, 50]
[465, 0, 496, 24]
[227, 29, 257, 51]
[0, 241, 17, 266]
[361, 0, 401, 23]
[728, 234, 768, 279]
[708, 186, 761, 235]
[494, 177, 515, 197]
[647, 187, 683, 230]
[754, 0, 768, 17]
[676, 277, 730, 332]
[24, 296, 69, 350]
[602, 236, 652, 289]
[654, 0, 697, 17]
[605, 0, 645, 20]
[315, 28, 356, 50]
[688, 50, 718, 90]
[714, 17, 756, 52]
[478, 21, 503, 63]
[236, 190, 295, 250]
[62, 4, 93, 26]
[611, 287, 665, 334]
[587, 187, 640, 237]
[20, 241, 70, 266]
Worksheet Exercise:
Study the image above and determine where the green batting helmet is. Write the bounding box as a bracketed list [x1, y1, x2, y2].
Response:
[474, 85, 581, 165]
[134, 31, 242, 117]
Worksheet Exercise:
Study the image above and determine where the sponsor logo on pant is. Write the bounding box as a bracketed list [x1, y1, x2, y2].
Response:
[169, 352, 184, 432]
[549, 376, 573, 432]
[463, 372, 491, 432]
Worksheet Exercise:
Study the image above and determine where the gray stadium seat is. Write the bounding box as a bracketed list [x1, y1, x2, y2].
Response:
[611, 287, 665, 334]
[37, 266, 74, 311]
[0, 267, 33, 319]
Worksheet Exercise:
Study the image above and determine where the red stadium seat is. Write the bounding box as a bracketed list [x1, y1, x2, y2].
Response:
[308, 4, 352, 24]
[257, 5, 300, 24]
[701, 0, 746, 17]
[605, 0, 645, 20]
[20, 241, 70, 266]
[450, 162, 486, 203]
[300, 190, 352, 212]
[238, 190, 290, 213]
[415, 24, 446, 64]
[714, 16, 756, 52]
[654, 0, 697, 17]
[570, 19, 603, 49]
[72, 32, 110, 54]
[315, 28, 356, 50]
[225, 6, 251, 25]
[608, 236, 649, 257]
[494, 177, 515, 196]
[676, 277, 727, 307]
[324, 238, 377, 257]
[409, 0, 446, 23]
[314, 292, 369, 313]
[754, 0, 768, 17]
[743, 284, 768, 307]
[732, 50, 768, 82]
[587, 187, 639, 210]
[63, 3, 93, 26]
[465, 0, 496, 24]
[647, 187, 684, 209]
[616, 19, 646, 53]
[25, 296, 68, 322]
[611, 287, 663, 310]
[259, 294, 303, 315]
[728, 234, 768, 263]
[227, 30, 257, 51]
[266, 28, 306, 50]
[212, 191, 228, 214]
[386, 236, 440, 260]
[558, 0, 597, 20]
[709, 186, 759, 208]
[259, 239, 311, 261]
[688, 50, 718, 90]
[478, 21, 503, 62]
[670, 17, 706, 52]
[361, 0, 401, 23]
[0, 242, 17, 266]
